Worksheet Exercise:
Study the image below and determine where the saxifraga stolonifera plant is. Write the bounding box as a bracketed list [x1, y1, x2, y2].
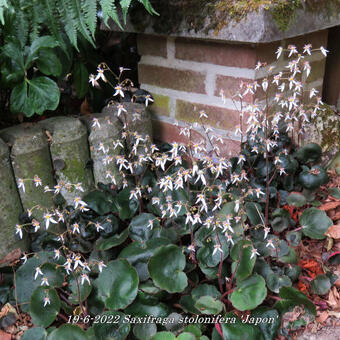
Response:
[12, 44, 335, 339]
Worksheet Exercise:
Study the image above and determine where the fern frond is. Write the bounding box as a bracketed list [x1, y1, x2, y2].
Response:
[99, 0, 121, 29]
[138, 0, 159, 15]
[81, 0, 97, 38]
[0, 0, 8, 25]
[58, 0, 78, 48]
[120, 0, 132, 24]
[14, 8, 29, 46]
[71, 0, 95, 47]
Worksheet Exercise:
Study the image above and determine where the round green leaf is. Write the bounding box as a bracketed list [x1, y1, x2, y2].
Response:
[197, 240, 229, 268]
[311, 275, 331, 295]
[47, 324, 88, 340]
[194, 296, 223, 315]
[278, 247, 298, 264]
[129, 213, 160, 242]
[266, 273, 292, 293]
[125, 295, 170, 318]
[133, 323, 157, 340]
[116, 188, 139, 220]
[93, 311, 130, 340]
[69, 275, 92, 304]
[219, 312, 264, 340]
[40, 263, 64, 288]
[295, 143, 322, 163]
[179, 295, 200, 314]
[191, 284, 221, 300]
[83, 190, 113, 215]
[252, 307, 281, 340]
[286, 192, 307, 207]
[177, 333, 196, 340]
[149, 245, 188, 293]
[96, 259, 138, 310]
[21, 327, 47, 340]
[30, 287, 60, 327]
[275, 286, 316, 316]
[152, 332, 176, 340]
[299, 166, 328, 190]
[300, 208, 333, 239]
[37, 49, 62, 76]
[96, 228, 129, 251]
[231, 240, 256, 282]
[230, 274, 267, 311]
[245, 202, 264, 226]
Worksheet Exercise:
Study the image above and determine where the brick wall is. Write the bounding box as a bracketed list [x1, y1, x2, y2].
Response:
[137, 30, 328, 156]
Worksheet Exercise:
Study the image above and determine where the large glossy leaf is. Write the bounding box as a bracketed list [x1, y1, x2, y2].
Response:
[219, 312, 264, 340]
[231, 240, 256, 282]
[266, 273, 292, 293]
[286, 192, 307, 207]
[191, 284, 221, 300]
[149, 245, 187, 293]
[245, 202, 264, 226]
[96, 228, 129, 251]
[299, 166, 328, 190]
[129, 213, 160, 242]
[197, 239, 229, 268]
[230, 274, 267, 311]
[30, 287, 60, 327]
[116, 188, 139, 220]
[83, 190, 114, 215]
[133, 323, 157, 340]
[252, 307, 280, 340]
[96, 259, 138, 310]
[177, 333, 196, 340]
[47, 324, 88, 340]
[152, 332, 176, 340]
[21, 327, 47, 340]
[275, 287, 316, 316]
[37, 49, 62, 76]
[194, 296, 223, 315]
[125, 295, 170, 318]
[69, 275, 92, 304]
[295, 143, 322, 163]
[300, 208, 332, 239]
[92, 311, 130, 340]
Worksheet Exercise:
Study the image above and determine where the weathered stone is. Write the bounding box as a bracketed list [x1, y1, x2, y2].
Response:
[81, 111, 123, 187]
[0, 139, 28, 259]
[0, 125, 55, 221]
[138, 64, 206, 94]
[39, 117, 94, 204]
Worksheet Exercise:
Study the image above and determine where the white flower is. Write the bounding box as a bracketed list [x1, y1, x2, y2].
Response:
[34, 267, 43, 280]
[266, 239, 275, 249]
[15, 225, 23, 239]
[279, 167, 286, 175]
[54, 249, 60, 260]
[275, 46, 283, 59]
[320, 46, 329, 56]
[145, 95, 154, 107]
[21, 253, 28, 264]
[41, 277, 49, 286]
[250, 247, 260, 260]
[254, 188, 265, 198]
[199, 110, 208, 119]
[113, 85, 124, 97]
[226, 234, 234, 246]
[234, 200, 240, 213]
[147, 219, 154, 229]
[303, 44, 312, 55]
[32, 219, 41, 232]
[95, 67, 107, 82]
[81, 273, 91, 285]
[187, 244, 195, 252]
[212, 244, 223, 256]
[117, 103, 127, 117]
[43, 296, 51, 307]
[72, 223, 80, 234]
[98, 261, 107, 273]
[33, 175, 42, 187]
[43, 213, 57, 230]
[17, 178, 25, 193]
[73, 255, 84, 270]
[89, 74, 99, 87]
[63, 258, 73, 272]
[95, 222, 104, 232]
[263, 227, 270, 239]
[92, 118, 101, 129]
[74, 197, 87, 209]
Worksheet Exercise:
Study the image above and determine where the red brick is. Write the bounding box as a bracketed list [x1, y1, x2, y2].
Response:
[216, 138, 241, 157]
[139, 64, 206, 94]
[137, 34, 167, 58]
[175, 100, 240, 131]
[175, 38, 257, 68]
[147, 93, 170, 117]
[215, 76, 255, 103]
[152, 120, 205, 145]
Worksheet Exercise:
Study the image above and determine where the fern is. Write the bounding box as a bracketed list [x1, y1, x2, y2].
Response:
[82, 0, 97, 38]
[58, 0, 78, 49]
[0, 0, 8, 25]
[99, 0, 121, 29]
[120, 0, 132, 24]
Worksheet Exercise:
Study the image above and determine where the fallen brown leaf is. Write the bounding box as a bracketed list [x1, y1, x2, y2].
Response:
[0, 329, 11, 340]
[329, 311, 340, 318]
[327, 287, 340, 310]
[325, 225, 340, 239]
[0, 249, 21, 265]
[320, 201, 340, 211]
[316, 311, 329, 323]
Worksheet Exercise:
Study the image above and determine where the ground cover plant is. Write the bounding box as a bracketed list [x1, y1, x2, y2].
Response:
[1, 44, 340, 339]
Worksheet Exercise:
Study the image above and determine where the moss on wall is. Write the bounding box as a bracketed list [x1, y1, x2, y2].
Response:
[130, 0, 340, 35]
